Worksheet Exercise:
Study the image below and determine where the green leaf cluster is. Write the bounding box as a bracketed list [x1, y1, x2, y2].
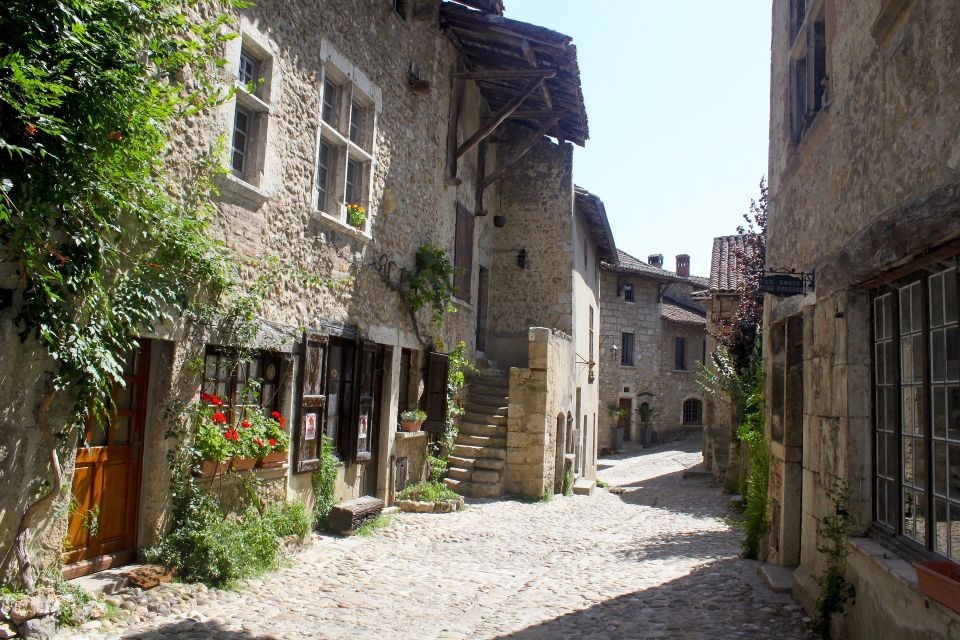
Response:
[311, 435, 341, 529]
[402, 244, 459, 328]
[396, 480, 459, 503]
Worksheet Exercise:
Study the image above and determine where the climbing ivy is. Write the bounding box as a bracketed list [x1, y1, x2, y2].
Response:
[311, 435, 342, 530]
[402, 244, 459, 329]
[811, 480, 856, 639]
[427, 340, 475, 480]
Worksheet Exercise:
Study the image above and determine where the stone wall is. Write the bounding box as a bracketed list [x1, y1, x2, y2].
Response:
[656, 320, 707, 442]
[504, 328, 574, 497]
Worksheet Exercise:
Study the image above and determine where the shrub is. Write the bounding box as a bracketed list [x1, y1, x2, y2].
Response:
[396, 481, 459, 503]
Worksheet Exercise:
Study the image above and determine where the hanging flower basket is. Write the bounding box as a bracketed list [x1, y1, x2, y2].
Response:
[257, 450, 288, 468]
[914, 561, 960, 613]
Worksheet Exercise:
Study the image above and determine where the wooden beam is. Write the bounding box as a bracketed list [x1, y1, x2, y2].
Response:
[521, 39, 553, 110]
[446, 65, 466, 185]
[455, 69, 555, 80]
[507, 110, 566, 119]
[456, 75, 545, 160]
[479, 116, 559, 191]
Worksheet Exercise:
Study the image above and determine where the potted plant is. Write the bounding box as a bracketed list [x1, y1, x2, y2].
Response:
[257, 411, 290, 468]
[914, 561, 960, 613]
[194, 410, 231, 477]
[346, 203, 366, 229]
[231, 415, 259, 471]
[608, 405, 628, 450]
[399, 408, 427, 432]
[637, 403, 657, 448]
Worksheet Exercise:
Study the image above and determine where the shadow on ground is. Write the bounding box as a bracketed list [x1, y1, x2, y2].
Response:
[116, 619, 278, 639]
[493, 558, 813, 640]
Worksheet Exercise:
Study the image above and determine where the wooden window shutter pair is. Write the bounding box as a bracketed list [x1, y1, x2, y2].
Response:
[422, 351, 449, 434]
[454, 203, 474, 302]
[350, 340, 378, 463]
[295, 333, 327, 473]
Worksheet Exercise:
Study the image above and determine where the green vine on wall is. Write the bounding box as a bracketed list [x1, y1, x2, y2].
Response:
[811, 479, 855, 639]
[428, 340, 475, 481]
[311, 435, 342, 529]
[402, 244, 459, 329]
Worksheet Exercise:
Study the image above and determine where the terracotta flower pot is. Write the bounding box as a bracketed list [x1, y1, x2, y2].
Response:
[914, 561, 960, 613]
[400, 420, 424, 433]
[231, 457, 257, 472]
[198, 460, 227, 477]
[257, 450, 288, 468]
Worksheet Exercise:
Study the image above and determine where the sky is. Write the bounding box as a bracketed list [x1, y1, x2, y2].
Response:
[503, 1, 772, 278]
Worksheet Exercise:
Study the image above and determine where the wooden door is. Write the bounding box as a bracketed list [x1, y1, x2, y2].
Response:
[64, 340, 150, 578]
[619, 398, 632, 441]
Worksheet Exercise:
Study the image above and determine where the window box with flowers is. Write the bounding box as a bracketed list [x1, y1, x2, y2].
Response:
[193, 392, 290, 474]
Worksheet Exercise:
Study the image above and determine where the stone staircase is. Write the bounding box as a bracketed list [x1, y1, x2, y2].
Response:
[444, 369, 509, 498]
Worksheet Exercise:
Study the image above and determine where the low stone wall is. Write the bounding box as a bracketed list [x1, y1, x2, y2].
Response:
[390, 431, 428, 501]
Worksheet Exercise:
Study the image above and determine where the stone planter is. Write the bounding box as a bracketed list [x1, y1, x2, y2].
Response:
[230, 457, 257, 472]
[395, 497, 464, 513]
[914, 561, 960, 613]
[400, 420, 424, 433]
[198, 460, 227, 477]
[257, 450, 288, 468]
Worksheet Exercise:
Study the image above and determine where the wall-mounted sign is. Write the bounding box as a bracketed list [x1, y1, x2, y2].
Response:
[761, 269, 815, 297]
[304, 412, 317, 441]
[358, 413, 368, 438]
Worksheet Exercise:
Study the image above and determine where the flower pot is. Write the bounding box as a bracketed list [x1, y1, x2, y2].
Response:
[231, 457, 257, 472]
[914, 561, 960, 613]
[257, 450, 288, 468]
[400, 420, 424, 433]
[198, 460, 227, 477]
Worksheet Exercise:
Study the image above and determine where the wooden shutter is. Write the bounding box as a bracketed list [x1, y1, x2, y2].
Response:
[454, 203, 474, 302]
[295, 333, 327, 473]
[422, 351, 449, 433]
[349, 340, 377, 463]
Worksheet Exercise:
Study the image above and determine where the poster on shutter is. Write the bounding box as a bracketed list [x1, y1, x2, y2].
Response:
[358, 412, 368, 438]
[304, 412, 317, 440]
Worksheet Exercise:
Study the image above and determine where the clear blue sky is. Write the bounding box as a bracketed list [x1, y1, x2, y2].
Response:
[504, 1, 772, 278]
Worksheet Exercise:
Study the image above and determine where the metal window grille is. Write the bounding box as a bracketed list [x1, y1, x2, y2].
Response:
[682, 399, 702, 425]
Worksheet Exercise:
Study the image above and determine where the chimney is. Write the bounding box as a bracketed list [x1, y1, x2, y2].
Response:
[676, 254, 690, 277]
[648, 254, 664, 269]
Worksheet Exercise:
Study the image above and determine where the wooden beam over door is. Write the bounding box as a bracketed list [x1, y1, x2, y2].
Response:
[456, 75, 548, 160]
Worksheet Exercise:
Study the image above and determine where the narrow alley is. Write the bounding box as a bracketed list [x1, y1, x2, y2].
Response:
[63, 440, 812, 640]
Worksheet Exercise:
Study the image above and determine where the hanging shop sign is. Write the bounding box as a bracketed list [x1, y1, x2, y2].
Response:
[761, 268, 815, 297]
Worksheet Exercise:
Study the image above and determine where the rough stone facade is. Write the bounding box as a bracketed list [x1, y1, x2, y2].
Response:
[765, 1, 960, 637]
[0, 0, 599, 583]
[597, 252, 708, 451]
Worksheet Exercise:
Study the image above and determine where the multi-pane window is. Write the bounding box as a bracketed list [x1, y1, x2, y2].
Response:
[238, 51, 259, 88]
[675, 337, 687, 370]
[392, 0, 408, 18]
[202, 349, 283, 421]
[621, 333, 635, 367]
[683, 399, 702, 426]
[231, 106, 252, 175]
[623, 282, 634, 303]
[788, 3, 827, 144]
[872, 260, 960, 560]
[314, 61, 376, 231]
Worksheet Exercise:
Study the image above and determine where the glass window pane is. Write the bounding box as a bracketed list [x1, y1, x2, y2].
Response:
[901, 336, 913, 384]
[913, 333, 924, 383]
[935, 443, 948, 497]
[949, 386, 960, 442]
[934, 386, 947, 439]
[876, 481, 887, 524]
[875, 343, 885, 385]
[931, 273, 944, 327]
[883, 294, 894, 339]
[876, 387, 887, 432]
[912, 284, 923, 334]
[932, 329, 946, 383]
[886, 432, 897, 479]
[886, 482, 898, 529]
[952, 504, 960, 560]
[948, 326, 959, 382]
[950, 445, 960, 501]
[903, 387, 915, 434]
[945, 268, 957, 324]
[876, 433, 886, 476]
[935, 499, 948, 555]
[904, 437, 915, 485]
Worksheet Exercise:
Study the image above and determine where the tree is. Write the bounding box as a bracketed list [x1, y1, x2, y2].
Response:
[0, 0, 237, 589]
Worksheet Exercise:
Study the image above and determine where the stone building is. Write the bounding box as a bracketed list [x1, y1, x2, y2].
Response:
[598, 251, 708, 451]
[0, 0, 598, 582]
[763, 1, 960, 637]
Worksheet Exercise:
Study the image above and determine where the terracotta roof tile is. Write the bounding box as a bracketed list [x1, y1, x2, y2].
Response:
[709, 235, 752, 293]
[660, 300, 707, 326]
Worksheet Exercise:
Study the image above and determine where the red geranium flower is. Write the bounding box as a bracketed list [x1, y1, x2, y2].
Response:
[200, 392, 223, 406]
[223, 428, 239, 441]
[241, 420, 251, 429]
[278, 417, 286, 428]
[271, 411, 281, 420]
[106, 131, 121, 141]
[254, 438, 264, 446]
[23, 123, 37, 137]
[268, 438, 277, 447]
[212, 411, 227, 424]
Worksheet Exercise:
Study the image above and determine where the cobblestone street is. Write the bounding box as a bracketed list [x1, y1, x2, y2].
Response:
[63, 440, 813, 640]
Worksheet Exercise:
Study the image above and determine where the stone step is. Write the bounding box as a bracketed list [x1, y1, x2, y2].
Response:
[447, 466, 472, 481]
[474, 458, 505, 471]
[465, 400, 508, 415]
[458, 421, 507, 438]
[472, 469, 501, 484]
[468, 383, 510, 398]
[452, 444, 506, 460]
[447, 455, 475, 470]
[457, 433, 507, 448]
[476, 368, 509, 380]
[463, 411, 506, 425]
[444, 477, 502, 498]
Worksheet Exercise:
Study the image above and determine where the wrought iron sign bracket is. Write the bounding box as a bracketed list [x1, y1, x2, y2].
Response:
[761, 268, 815, 297]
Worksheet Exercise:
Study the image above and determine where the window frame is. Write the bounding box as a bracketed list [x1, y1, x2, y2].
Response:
[223, 37, 274, 193]
[870, 257, 960, 560]
[788, 3, 827, 145]
[623, 282, 634, 303]
[621, 332, 635, 367]
[682, 398, 703, 426]
[674, 336, 687, 371]
[201, 347, 285, 423]
[231, 105, 252, 177]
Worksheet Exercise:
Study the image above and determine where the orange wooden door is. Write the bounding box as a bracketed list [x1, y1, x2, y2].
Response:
[63, 340, 150, 578]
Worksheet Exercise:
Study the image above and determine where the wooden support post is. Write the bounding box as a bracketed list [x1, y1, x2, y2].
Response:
[456, 75, 546, 160]
[446, 67, 465, 185]
[455, 69, 556, 81]
[478, 116, 559, 192]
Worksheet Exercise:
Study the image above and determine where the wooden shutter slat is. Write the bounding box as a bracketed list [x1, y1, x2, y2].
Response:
[295, 333, 327, 473]
[454, 203, 474, 302]
[423, 352, 449, 433]
[351, 340, 377, 463]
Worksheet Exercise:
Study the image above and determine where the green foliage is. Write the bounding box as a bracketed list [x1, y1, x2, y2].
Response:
[354, 514, 391, 537]
[144, 499, 308, 587]
[735, 352, 768, 559]
[595, 478, 609, 489]
[0, 0, 241, 424]
[562, 465, 574, 496]
[402, 244, 458, 328]
[397, 481, 459, 503]
[311, 436, 341, 529]
[346, 203, 366, 228]
[811, 480, 855, 639]
[399, 408, 426, 422]
[51, 577, 101, 627]
[427, 454, 447, 484]
[427, 341, 476, 481]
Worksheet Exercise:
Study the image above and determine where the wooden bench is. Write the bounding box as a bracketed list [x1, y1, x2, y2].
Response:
[328, 496, 385, 534]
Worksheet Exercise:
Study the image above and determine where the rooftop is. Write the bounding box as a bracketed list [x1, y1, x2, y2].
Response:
[708, 235, 750, 294]
[574, 186, 617, 263]
[660, 296, 707, 326]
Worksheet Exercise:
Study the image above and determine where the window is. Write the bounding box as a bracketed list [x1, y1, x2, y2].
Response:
[621, 333, 635, 367]
[872, 260, 959, 559]
[675, 337, 687, 370]
[683, 399, 702, 426]
[202, 348, 284, 421]
[392, 0, 408, 18]
[623, 282, 634, 303]
[227, 41, 273, 190]
[454, 203, 474, 302]
[314, 57, 377, 232]
[789, 4, 827, 144]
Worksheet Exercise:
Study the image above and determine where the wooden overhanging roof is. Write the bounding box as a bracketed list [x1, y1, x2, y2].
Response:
[440, 2, 589, 147]
[448, 0, 504, 15]
[575, 186, 617, 263]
